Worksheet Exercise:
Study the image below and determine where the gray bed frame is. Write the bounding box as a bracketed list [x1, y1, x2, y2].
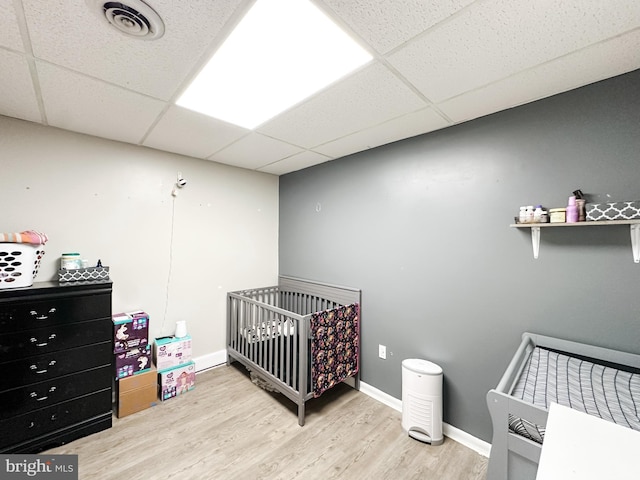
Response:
[486, 332, 640, 480]
[226, 276, 361, 426]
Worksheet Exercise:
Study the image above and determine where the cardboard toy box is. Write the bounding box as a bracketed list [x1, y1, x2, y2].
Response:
[115, 344, 152, 380]
[116, 367, 158, 418]
[153, 335, 192, 371]
[113, 311, 150, 354]
[158, 361, 196, 401]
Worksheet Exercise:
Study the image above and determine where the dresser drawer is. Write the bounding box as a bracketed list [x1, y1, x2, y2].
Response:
[0, 318, 112, 362]
[0, 365, 112, 420]
[0, 388, 112, 449]
[0, 293, 111, 334]
[0, 341, 112, 391]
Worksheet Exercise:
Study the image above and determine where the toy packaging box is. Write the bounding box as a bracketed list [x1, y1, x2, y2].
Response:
[115, 344, 152, 380]
[153, 335, 192, 371]
[113, 310, 150, 354]
[158, 361, 196, 401]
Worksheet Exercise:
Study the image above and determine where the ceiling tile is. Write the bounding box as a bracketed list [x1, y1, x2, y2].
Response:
[387, 0, 640, 102]
[257, 62, 427, 148]
[321, 0, 474, 54]
[2, 0, 639, 175]
[314, 107, 450, 158]
[37, 62, 166, 144]
[0, 50, 41, 123]
[144, 106, 249, 159]
[0, 1, 23, 51]
[209, 133, 302, 170]
[438, 30, 640, 123]
[22, 0, 246, 100]
[258, 150, 333, 175]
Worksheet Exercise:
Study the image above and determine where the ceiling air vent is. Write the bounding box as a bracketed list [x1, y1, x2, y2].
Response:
[88, 0, 165, 40]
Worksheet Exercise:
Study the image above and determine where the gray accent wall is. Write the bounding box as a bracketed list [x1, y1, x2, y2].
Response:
[279, 69, 640, 443]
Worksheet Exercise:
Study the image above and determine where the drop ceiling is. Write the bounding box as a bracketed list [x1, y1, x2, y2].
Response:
[1, 0, 639, 175]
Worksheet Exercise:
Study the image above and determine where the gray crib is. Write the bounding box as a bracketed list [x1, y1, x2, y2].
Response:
[226, 276, 361, 426]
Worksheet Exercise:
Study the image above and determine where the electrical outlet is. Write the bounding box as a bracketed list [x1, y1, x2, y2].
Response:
[379, 344, 387, 359]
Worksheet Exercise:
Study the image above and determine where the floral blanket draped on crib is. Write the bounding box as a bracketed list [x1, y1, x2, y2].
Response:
[310, 303, 359, 398]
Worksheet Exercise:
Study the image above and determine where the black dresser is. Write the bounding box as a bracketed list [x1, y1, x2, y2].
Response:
[0, 281, 113, 453]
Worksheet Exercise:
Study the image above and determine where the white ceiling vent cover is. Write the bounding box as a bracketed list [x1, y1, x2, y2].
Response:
[88, 0, 165, 40]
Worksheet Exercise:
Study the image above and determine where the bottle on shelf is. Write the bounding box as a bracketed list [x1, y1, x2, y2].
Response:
[525, 205, 535, 224]
[573, 189, 586, 222]
[533, 205, 543, 223]
[519, 206, 527, 224]
[566, 196, 579, 223]
[576, 199, 586, 221]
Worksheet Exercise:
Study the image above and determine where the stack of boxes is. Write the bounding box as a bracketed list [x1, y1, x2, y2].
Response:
[112, 311, 157, 417]
[153, 335, 195, 401]
[111, 311, 196, 415]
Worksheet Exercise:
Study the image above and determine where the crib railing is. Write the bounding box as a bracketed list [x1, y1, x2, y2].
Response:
[227, 289, 310, 399]
[279, 289, 342, 316]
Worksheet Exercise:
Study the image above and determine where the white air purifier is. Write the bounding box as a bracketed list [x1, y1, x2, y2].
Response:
[401, 358, 443, 445]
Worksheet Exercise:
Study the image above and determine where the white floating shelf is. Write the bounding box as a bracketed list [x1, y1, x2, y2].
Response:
[510, 219, 640, 263]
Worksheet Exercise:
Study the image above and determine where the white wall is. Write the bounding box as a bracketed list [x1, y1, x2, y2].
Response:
[1, 115, 279, 362]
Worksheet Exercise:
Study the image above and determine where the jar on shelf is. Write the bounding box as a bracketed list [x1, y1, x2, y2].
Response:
[525, 206, 535, 223]
[519, 206, 527, 224]
[540, 209, 549, 223]
[533, 205, 543, 223]
[61, 253, 82, 270]
[549, 208, 567, 223]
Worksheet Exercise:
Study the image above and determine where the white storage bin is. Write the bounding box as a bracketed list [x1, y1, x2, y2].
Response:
[0, 243, 45, 289]
[402, 358, 443, 445]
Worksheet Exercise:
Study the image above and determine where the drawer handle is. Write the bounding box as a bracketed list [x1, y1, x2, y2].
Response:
[30, 360, 56, 373]
[29, 307, 57, 320]
[28, 421, 35, 429]
[29, 391, 49, 401]
[30, 333, 56, 347]
[29, 365, 48, 374]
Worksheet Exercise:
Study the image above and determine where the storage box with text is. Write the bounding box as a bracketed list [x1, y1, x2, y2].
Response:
[158, 361, 196, 401]
[113, 310, 150, 354]
[153, 335, 192, 371]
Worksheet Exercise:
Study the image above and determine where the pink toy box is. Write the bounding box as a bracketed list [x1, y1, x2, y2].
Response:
[158, 361, 196, 401]
[113, 311, 150, 354]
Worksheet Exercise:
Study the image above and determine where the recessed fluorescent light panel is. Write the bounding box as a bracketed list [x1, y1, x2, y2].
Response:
[176, 0, 372, 129]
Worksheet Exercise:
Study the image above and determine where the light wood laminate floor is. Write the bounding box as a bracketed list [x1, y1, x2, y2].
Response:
[47, 364, 488, 480]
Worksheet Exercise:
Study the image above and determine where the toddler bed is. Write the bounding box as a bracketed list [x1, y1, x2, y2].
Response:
[486, 332, 640, 480]
[226, 276, 361, 426]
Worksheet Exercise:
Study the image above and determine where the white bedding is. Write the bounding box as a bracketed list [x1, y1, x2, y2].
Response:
[241, 318, 295, 344]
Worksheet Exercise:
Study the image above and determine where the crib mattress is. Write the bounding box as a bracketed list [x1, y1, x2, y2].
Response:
[509, 346, 640, 444]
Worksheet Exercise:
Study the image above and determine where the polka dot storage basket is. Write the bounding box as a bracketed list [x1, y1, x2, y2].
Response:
[0, 243, 45, 289]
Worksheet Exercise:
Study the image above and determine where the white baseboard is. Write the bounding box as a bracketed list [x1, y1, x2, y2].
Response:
[192, 354, 491, 457]
[194, 349, 227, 372]
[359, 381, 491, 458]
[359, 381, 402, 411]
